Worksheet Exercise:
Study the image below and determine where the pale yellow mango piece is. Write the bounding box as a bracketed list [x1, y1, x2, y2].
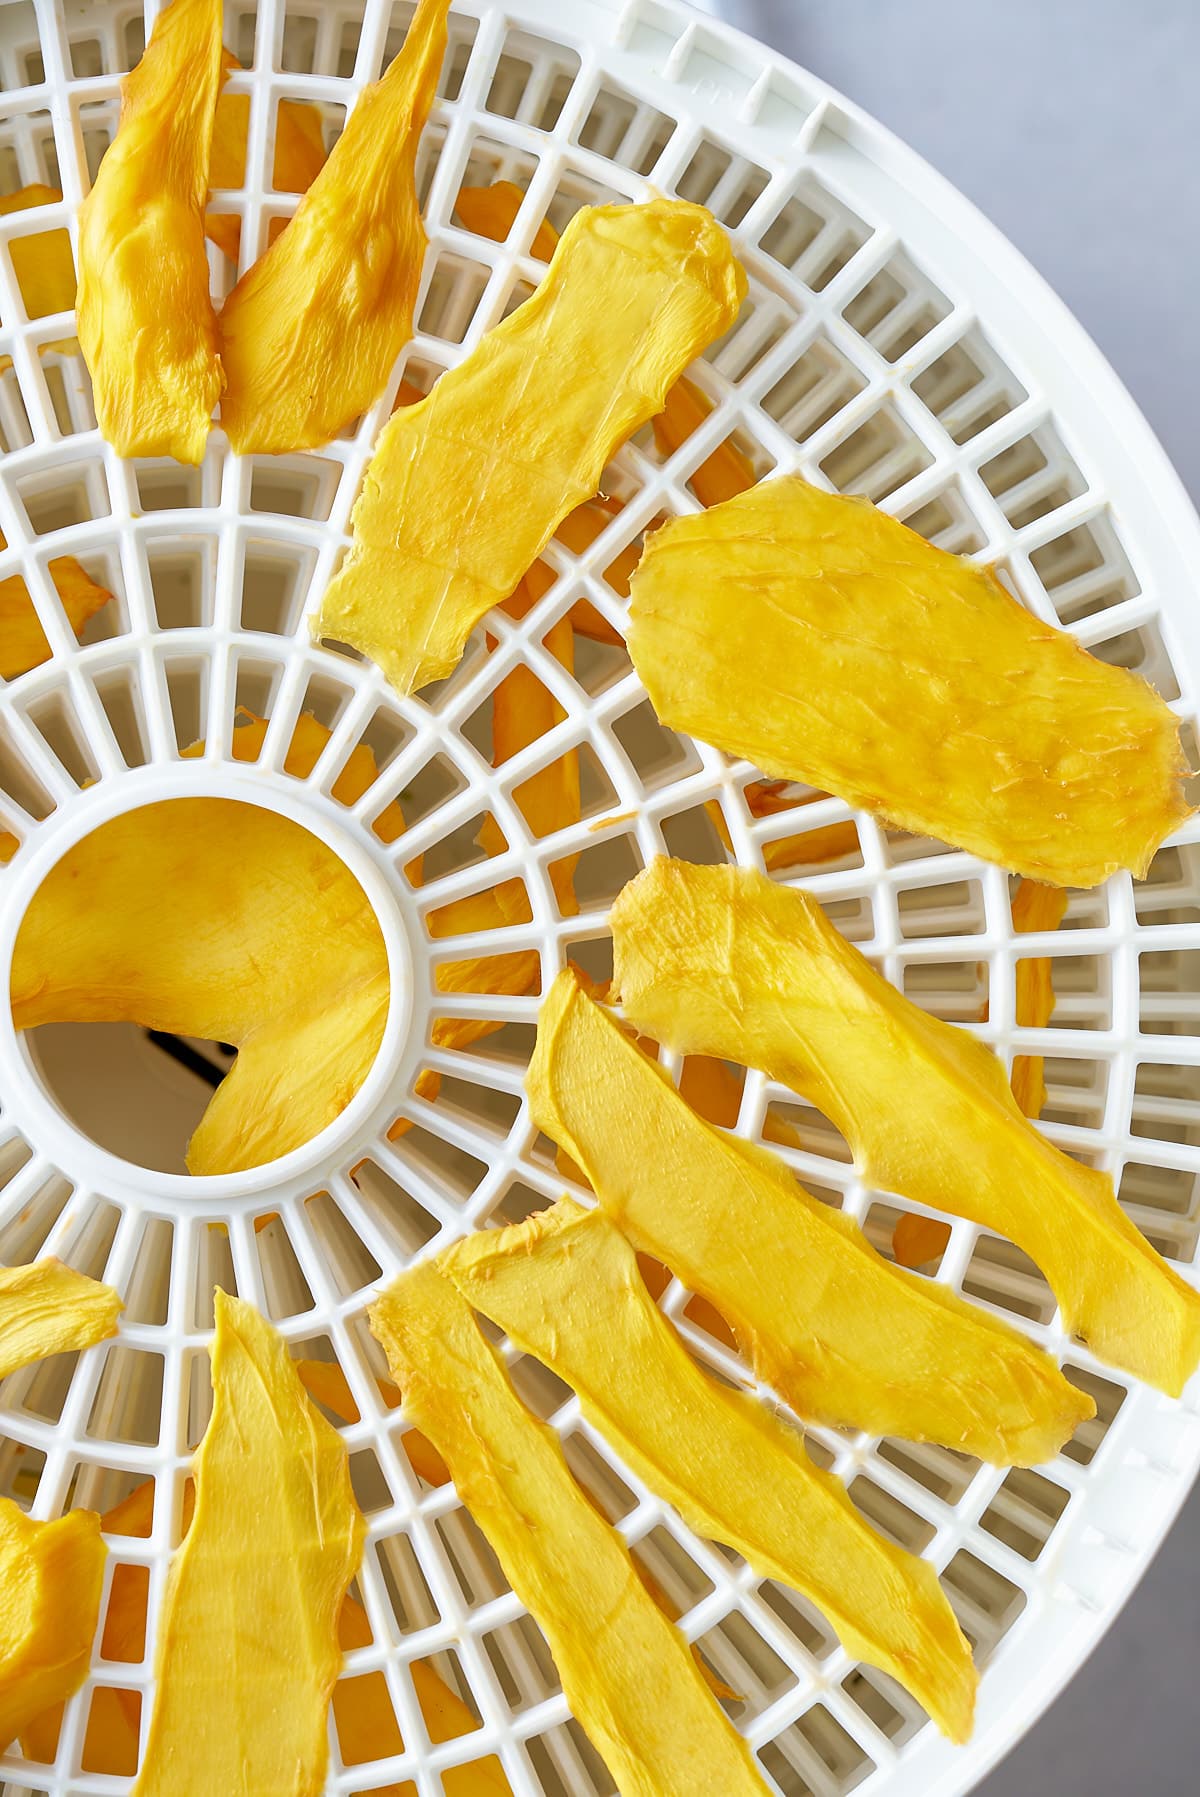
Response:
[530, 969, 1090, 1462]
[613, 859, 1200, 1393]
[77, 0, 225, 462]
[133, 1293, 363, 1795]
[443, 1199, 977, 1740]
[205, 51, 327, 262]
[219, 0, 449, 453]
[0, 1499, 105, 1750]
[313, 199, 746, 695]
[370, 1262, 766, 1797]
[627, 476, 1192, 887]
[0, 1259, 122, 1377]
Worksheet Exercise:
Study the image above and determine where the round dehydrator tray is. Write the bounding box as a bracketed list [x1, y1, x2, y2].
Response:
[1, 1, 1199, 1793]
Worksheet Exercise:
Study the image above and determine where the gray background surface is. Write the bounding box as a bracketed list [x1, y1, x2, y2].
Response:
[695, 3, 1199, 1792]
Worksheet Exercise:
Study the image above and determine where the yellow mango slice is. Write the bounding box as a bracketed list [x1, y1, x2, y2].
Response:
[206, 51, 327, 262]
[218, 0, 449, 453]
[313, 199, 746, 695]
[627, 476, 1192, 887]
[530, 968, 1089, 1462]
[443, 1199, 977, 1741]
[133, 1293, 363, 1796]
[0, 557, 111, 680]
[0, 185, 76, 331]
[613, 859, 1200, 1393]
[0, 1499, 105, 1750]
[370, 1262, 767, 1797]
[76, 0, 225, 462]
[0, 1259, 122, 1378]
[11, 791, 388, 1175]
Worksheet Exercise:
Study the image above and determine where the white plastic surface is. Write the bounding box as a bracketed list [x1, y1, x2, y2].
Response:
[0, 1, 1198, 1793]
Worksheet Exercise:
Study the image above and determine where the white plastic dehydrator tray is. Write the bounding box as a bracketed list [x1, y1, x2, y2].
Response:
[0, 1, 1198, 1792]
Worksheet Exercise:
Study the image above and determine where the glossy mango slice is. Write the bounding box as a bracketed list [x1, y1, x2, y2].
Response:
[133, 1293, 363, 1796]
[0, 1259, 122, 1378]
[370, 1262, 767, 1797]
[444, 1199, 977, 1740]
[613, 859, 1200, 1393]
[627, 476, 1192, 886]
[219, 0, 449, 453]
[76, 0, 225, 462]
[529, 969, 1089, 1462]
[0, 1499, 105, 1751]
[313, 199, 745, 695]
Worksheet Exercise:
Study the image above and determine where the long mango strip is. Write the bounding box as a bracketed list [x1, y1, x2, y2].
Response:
[77, 0, 225, 462]
[132, 1293, 363, 1796]
[612, 859, 1200, 1394]
[627, 475, 1192, 887]
[0, 1259, 122, 1378]
[205, 50, 327, 262]
[218, 0, 449, 454]
[894, 878, 1067, 1270]
[0, 1500, 105, 1752]
[444, 1199, 977, 1740]
[529, 969, 1089, 1464]
[370, 1262, 767, 1797]
[313, 199, 746, 696]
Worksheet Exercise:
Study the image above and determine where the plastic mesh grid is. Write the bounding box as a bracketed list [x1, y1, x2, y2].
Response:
[0, 1, 1199, 1793]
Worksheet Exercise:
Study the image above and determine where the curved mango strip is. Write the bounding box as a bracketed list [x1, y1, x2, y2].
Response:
[627, 477, 1192, 887]
[219, 0, 449, 453]
[1, 1499, 105, 1751]
[313, 199, 745, 695]
[530, 968, 1089, 1463]
[0, 1259, 122, 1378]
[370, 1262, 767, 1797]
[894, 879, 1068, 1270]
[613, 859, 1200, 1394]
[206, 51, 327, 263]
[444, 1199, 977, 1741]
[77, 0, 226, 462]
[132, 1294, 363, 1796]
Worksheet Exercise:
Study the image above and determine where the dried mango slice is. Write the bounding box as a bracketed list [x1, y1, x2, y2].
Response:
[627, 476, 1192, 887]
[0, 525, 112, 680]
[444, 1199, 977, 1740]
[530, 968, 1089, 1463]
[133, 1293, 363, 1796]
[0, 1499, 105, 1751]
[218, 0, 449, 454]
[0, 185, 76, 335]
[613, 859, 1200, 1393]
[370, 1262, 766, 1796]
[0, 1259, 122, 1378]
[454, 179, 560, 262]
[707, 781, 861, 873]
[295, 1358, 450, 1485]
[206, 51, 327, 262]
[11, 791, 388, 1175]
[77, 0, 225, 462]
[313, 199, 746, 695]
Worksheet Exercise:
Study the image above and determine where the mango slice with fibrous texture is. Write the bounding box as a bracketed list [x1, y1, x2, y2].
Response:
[627, 476, 1192, 887]
[77, 0, 225, 462]
[205, 51, 327, 262]
[313, 199, 746, 696]
[894, 878, 1067, 1270]
[530, 968, 1089, 1464]
[0, 521, 112, 681]
[443, 1198, 977, 1741]
[218, 0, 449, 453]
[0, 1259, 122, 1378]
[132, 1293, 363, 1796]
[370, 1261, 767, 1797]
[613, 859, 1200, 1394]
[0, 1499, 105, 1751]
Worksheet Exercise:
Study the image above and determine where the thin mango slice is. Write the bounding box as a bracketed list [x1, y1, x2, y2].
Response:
[530, 969, 1089, 1462]
[11, 790, 388, 1175]
[76, 0, 225, 462]
[0, 1499, 105, 1750]
[370, 1262, 767, 1797]
[218, 0, 449, 453]
[206, 52, 327, 262]
[313, 199, 746, 695]
[627, 476, 1192, 886]
[0, 1259, 122, 1378]
[133, 1293, 363, 1796]
[612, 859, 1200, 1393]
[443, 1199, 977, 1741]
